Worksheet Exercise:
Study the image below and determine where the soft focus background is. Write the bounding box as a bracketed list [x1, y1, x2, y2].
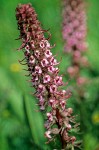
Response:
[0, 0, 99, 150]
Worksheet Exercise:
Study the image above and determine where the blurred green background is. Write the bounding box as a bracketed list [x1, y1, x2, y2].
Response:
[0, 0, 99, 149]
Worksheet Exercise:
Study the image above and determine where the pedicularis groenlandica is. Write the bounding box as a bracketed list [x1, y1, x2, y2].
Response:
[62, 0, 89, 86]
[16, 3, 79, 149]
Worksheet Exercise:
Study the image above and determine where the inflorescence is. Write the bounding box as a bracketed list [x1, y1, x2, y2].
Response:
[16, 3, 78, 148]
[62, 0, 88, 85]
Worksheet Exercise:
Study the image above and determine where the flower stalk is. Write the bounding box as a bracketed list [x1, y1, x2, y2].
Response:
[16, 3, 78, 149]
[62, 0, 89, 86]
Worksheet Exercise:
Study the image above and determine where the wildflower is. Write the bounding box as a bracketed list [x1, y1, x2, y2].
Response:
[41, 58, 49, 67]
[34, 50, 40, 58]
[43, 74, 51, 83]
[45, 131, 51, 139]
[47, 112, 53, 122]
[37, 84, 46, 94]
[48, 66, 56, 73]
[50, 85, 57, 93]
[35, 66, 42, 74]
[54, 76, 63, 86]
[62, 0, 88, 84]
[16, 3, 78, 148]
[45, 50, 52, 58]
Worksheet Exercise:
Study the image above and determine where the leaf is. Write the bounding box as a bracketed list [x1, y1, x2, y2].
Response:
[23, 95, 45, 147]
[0, 68, 25, 121]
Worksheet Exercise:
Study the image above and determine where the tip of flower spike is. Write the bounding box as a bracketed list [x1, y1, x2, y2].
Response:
[16, 3, 32, 8]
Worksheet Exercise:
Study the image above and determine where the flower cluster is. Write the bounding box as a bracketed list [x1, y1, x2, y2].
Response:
[62, 0, 88, 85]
[16, 3, 77, 147]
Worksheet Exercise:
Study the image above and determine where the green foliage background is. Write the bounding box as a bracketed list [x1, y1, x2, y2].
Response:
[0, 0, 99, 149]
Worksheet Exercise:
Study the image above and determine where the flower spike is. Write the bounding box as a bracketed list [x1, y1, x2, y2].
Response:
[16, 3, 78, 149]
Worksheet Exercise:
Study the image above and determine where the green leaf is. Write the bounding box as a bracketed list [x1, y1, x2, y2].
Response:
[23, 95, 45, 147]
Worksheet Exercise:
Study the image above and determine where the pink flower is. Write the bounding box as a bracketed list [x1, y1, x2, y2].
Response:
[25, 45, 30, 50]
[45, 131, 51, 139]
[54, 76, 63, 86]
[40, 40, 46, 48]
[48, 66, 56, 73]
[62, 0, 88, 82]
[62, 90, 67, 96]
[44, 121, 51, 129]
[50, 85, 57, 93]
[35, 66, 42, 74]
[50, 57, 58, 66]
[77, 77, 87, 85]
[40, 40, 50, 49]
[41, 58, 49, 67]
[72, 20, 79, 28]
[71, 136, 76, 143]
[43, 74, 51, 83]
[40, 105, 45, 111]
[37, 84, 45, 93]
[44, 40, 50, 48]
[67, 66, 79, 77]
[39, 96, 45, 105]
[31, 40, 35, 49]
[34, 50, 40, 58]
[49, 99, 58, 108]
[65, 123, 72, 130]
[60, 100, 66, 110]
[48, 66, 59, 73]
[47, 112, 53, 122]
[73, 50, 81, 59]
[32, 73, 39, 81]
[49, 99, 55, 106]
[45, 50, 52, 58]
[29, 55, 35, 65]
[67, 37, 78, 46]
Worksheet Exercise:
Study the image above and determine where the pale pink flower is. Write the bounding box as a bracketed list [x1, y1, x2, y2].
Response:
[62, 0, 88, 84]
[43, 74, 51, 83]
[50, 85, 57, 93]
[45, 50, 52, 58]
[41, 58, 49, 67]
[45, 131, 51, 139]
[35, 66, 42, 74]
